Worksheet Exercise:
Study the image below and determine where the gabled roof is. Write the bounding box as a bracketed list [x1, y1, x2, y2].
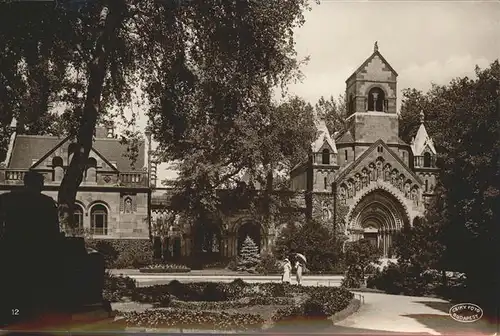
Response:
[411, 124, 436, 156]
[346, 48, 398, 83]
[335, 139, 423, 185]
[311, 119, 337, 153]
[7, 134, 144, 171]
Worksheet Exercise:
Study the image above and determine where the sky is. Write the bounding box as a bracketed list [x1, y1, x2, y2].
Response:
[125, 0, 500, 185]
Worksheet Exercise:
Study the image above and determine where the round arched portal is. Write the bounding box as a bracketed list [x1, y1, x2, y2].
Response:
[236, 221, 263, 254]
[348, 189, 410, 257]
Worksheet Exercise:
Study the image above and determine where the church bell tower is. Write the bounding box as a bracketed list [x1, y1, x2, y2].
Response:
[344, 42, 400, 147]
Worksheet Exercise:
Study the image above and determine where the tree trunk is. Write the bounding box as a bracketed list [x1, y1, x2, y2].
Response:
[57, 3, 123, 234]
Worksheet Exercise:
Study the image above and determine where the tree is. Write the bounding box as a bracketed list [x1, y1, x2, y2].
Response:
[273, 219, 343, 273]
[342, 239, 381, 288]
[393, 215, 445, 274]
[399, 60, 499, 317]
[237, 236, 261, 273]
[0, 2, 72, 159]
[314, 95, 347, 136]
[1, 0, 318, 234]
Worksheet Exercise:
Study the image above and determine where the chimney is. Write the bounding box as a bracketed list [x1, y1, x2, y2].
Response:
[106, 124, 115, 138]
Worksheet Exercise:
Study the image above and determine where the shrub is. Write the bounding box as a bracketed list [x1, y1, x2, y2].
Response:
[272, 286, 353, 322]
[256, 252, 281, 275]
[343, 239, 382, 285]
[231, 278, 246, 287]
[226, 257, 238, 271]
[273, 220, 344, 274]
[201, 282, 229, 302]
[139, 263, 191, 273]
[341, 266, 363, 288]
[122, 309, 265, 331]
[87, 240, 119, 268]
[87, 239, 153, 269]
[237, 236, 261, 273]
[103, 272, 137, 302]
[307, 286, 353, 316]
[366, 262, 432, 296]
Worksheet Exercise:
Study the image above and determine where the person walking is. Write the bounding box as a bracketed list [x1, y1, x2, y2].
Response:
[295, 259, 304, 285]
[281, 258, 292, 284]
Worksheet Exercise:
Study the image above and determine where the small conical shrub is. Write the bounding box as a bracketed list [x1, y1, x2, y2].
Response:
[237, 236, 261, 273]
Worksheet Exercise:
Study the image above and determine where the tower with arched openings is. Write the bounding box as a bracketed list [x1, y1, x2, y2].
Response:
[290, 42, 438, 259]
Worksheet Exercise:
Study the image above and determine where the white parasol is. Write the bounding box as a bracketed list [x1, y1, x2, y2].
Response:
[296, 253, 307, 263]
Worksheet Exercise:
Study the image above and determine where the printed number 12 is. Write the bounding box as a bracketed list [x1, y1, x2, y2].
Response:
[12, 309, 19, 316]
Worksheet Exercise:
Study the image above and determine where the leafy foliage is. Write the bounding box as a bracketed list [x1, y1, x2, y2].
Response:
[256, 252, 282, 275]
[398, 60, 499, 315]
[341, 239, 381, 288]
[87, 239, 153, 269]
[0, 0, 318, 232]
[237, 236, 261, 273]
[273, 219, 345, 273]
[314, 95, 347, 136]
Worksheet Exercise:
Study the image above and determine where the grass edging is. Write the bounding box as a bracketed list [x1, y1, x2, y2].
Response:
[329, 297, 361, 324]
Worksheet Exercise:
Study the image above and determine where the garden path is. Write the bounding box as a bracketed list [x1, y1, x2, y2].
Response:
[331, 292, 497, 335]
[109, 270, 497, 335]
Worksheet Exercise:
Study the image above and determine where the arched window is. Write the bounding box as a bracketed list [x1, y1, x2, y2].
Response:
[345, 150, 348, 161]
[425, 180, 429, 192]
[52, 156, 64, 182]
[423, 152, 431, 167]
[367, 87, 386, 112]
[324, 177, 328, 190]
[74, 204, 84, 231]
[322, 148, 330, 164]
[86, 157, 97, 182]
[91, 204, 108, 235]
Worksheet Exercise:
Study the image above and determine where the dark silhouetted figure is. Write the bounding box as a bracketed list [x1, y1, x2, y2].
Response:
[0, 171, 108, 329]
[0, 171, 63, 326]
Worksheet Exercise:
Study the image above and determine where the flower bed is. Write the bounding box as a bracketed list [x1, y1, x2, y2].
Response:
[139, 263, 191, 273]
[122, 309, 265, 331]
[107, 275, 354, 332]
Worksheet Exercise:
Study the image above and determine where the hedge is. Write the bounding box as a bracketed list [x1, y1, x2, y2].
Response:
[86, 239, 153, 269]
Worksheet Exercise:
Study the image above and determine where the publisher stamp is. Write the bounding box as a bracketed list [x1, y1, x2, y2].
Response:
[449, 303, 483, 323]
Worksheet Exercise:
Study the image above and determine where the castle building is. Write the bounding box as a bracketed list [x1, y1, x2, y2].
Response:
[290, 42, 439, 257]
[0, 122, 152, 241]
[0, 43, 439, 262]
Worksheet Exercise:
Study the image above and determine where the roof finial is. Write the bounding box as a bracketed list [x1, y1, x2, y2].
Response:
[374, 41, 378, 52]
[419, 110, 425, 124]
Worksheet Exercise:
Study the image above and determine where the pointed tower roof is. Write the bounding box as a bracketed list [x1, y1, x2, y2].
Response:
[311, 117, 337, 153]
[346, 41, 398, 83]
[411, 110, 436, 155]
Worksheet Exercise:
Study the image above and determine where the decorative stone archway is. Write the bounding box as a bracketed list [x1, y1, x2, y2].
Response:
[228, 219, 269, 257]
[346, 189, 410, 257]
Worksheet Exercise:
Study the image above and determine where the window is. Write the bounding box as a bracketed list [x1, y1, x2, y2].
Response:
[425, 180, 429, 192]
[91, 204, 108, 235]
[423, 152, 431, 167]
[377, 146, 383, 153]
[367, 87, 386, 112]
[322, 149, 330, 164]
[403, 151, 406, 161]
[324, 177, 328, 190]
[345, 150, 348, 161]
[74, 205, 84, 231]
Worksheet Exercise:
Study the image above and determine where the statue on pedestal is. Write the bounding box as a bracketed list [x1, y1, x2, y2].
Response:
[0, 171, 108, 328]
